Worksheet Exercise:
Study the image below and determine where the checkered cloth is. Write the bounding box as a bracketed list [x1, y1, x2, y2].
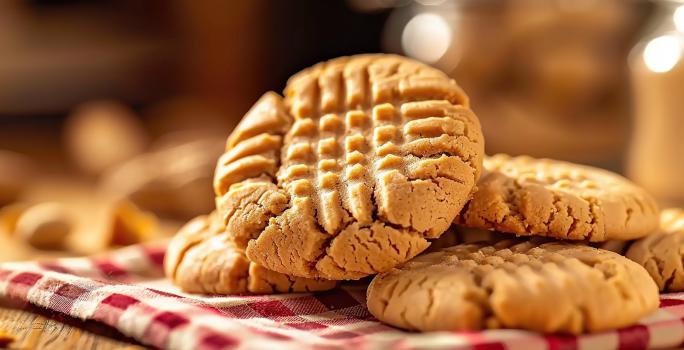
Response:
[0, 244, 683, 350]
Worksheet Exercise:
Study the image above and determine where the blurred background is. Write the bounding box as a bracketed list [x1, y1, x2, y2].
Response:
[0, 0, 682, 261]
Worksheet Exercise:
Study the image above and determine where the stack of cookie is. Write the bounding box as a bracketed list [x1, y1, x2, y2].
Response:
[164, 54, 672, 335]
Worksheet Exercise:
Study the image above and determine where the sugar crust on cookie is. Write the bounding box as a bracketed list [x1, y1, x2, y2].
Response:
[164, 214, 336, 294]
[214, 54, 485, 280]
[626, 208, 684, 291]
[457, 154, 659, 242]
[367, 239, 658, 333]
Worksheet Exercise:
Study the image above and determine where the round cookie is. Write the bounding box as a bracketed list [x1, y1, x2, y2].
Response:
[164, 213, 336, 294]
[214, 54, 484, 280]
[456, 154, 659, 242]
[367, 240, 658, 333]
[626, 208, 684, 292]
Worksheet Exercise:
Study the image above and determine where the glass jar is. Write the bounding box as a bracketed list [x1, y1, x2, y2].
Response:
[628, 0, 684, 206]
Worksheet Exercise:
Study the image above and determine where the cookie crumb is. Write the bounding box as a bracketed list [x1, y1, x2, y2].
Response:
[0, 329, 15, 347]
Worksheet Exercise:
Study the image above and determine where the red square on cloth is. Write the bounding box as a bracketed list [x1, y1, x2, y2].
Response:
[249, 300, 296, 318]
[153, 311, 190, 330]
[48, 282, 88, 313]
[101, 294, 140, 309]
[10, 271, 42, 286]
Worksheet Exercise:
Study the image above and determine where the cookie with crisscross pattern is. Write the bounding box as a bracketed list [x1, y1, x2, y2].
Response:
[367, 239, 658, 333]
[214, 54, 484, 280]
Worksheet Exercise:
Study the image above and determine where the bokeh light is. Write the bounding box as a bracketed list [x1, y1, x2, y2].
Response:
[401, 12, 451, 64]
[674, 5, 684, 32]
[643, 35, 682, 73]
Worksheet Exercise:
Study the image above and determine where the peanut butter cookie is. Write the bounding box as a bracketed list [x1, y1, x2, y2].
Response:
[456, 154, 659, 242]
[367, 240, 658, 333]
[626, 208, 684, 291]
[164, 213, 336, 294]
[214, 54, 484, 280]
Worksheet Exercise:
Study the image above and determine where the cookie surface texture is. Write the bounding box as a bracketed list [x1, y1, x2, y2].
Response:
[164, 214, 337, 294]
[214, 54, 484, 279]
[367, 240, 658, 333]
[457, 154, 659, 242]
[626, 208, 684, 291]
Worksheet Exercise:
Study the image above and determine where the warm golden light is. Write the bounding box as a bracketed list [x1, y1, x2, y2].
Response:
[674, 5, 684, 32]
[643, 34, 682, 73]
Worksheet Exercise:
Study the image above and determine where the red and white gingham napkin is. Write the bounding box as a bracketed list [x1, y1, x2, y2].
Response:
[1, 243, 684, 350]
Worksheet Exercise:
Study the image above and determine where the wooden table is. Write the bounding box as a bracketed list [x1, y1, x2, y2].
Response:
[0, 299, 144, 349]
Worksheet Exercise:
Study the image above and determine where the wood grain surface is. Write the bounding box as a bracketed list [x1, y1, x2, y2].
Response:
[0, 299, 145, 350]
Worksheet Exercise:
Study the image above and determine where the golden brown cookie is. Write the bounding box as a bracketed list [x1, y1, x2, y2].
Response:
[214, 54, 484, 280]
[65, 101, 147, 176]
[107, 200, 157, 247]
[457, 154, 659, 242]
[164, 213, 336, 294]
[626, 208, 684, 292]
[14, 202, 73, 250]
[0, 202, 29, 235]
[102, 137, 224, 219]
[367, 240, 658, 333]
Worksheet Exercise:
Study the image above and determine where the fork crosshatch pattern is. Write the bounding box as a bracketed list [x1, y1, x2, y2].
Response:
[213, 54, 485, 281]
[1, 242, 684, 350]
